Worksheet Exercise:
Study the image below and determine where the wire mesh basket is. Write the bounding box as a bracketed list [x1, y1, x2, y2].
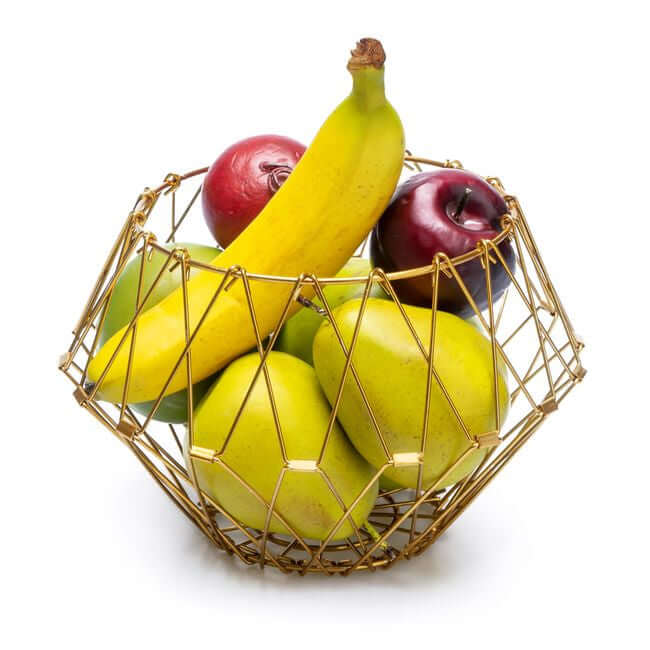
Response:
[59, 154, 586, 575]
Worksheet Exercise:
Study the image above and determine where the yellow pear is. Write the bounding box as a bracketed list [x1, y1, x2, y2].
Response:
[313, 299, 509, 490]
[189, 352, 378, 541]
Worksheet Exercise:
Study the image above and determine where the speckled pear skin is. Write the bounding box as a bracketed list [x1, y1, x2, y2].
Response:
[189, 352, 378, 541]
[313, 299, 510, 490]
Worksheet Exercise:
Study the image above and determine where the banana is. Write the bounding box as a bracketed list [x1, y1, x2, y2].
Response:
[88, 38, 404, 404]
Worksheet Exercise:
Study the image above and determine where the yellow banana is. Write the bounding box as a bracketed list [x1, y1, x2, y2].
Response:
[88, 38, 404, 404]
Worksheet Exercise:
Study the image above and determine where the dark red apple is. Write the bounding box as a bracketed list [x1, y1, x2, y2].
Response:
[370, 169, 515, 318]
[202, 134, 306, 247]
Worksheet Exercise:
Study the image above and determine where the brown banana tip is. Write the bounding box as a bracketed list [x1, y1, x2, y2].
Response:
[347, 38, 385, 71]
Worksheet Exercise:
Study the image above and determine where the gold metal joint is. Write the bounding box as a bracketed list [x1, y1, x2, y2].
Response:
[287, 459, 319, 472]
[58, 351, 72, 370]
[116, 418, 139, 440]
[499, 213, 514, 231]
[574, 364, 587, 382]
[475, 432, 500, 449]
[391, 452, 422, 467]
[432, 252, 453, 278]
[223, 265, 244, 292]
[171, 247, 191, 269]
[538, 299, 556, 315]
[144, 233, 158, 260]
[295, 272, 314, 285]
[137, 187, 156, 208]
[477, 240, 498, 266]
[163, 173, 182, 195]
[486, 177, 506, 193]
[73, 386, 88, 406]
[446, 159, 463, 169]
[539, 397, 558, 415]
[189, 446, 218, 463]
[131, 210, 148, 227]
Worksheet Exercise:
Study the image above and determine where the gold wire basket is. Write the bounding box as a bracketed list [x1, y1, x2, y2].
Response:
[59, 154, 586, 575]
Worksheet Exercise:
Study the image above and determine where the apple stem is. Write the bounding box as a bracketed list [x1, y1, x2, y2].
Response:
[452, 188, 472, 221]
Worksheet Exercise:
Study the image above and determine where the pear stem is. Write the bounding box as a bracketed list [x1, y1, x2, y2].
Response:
[364, 521, 388, 550]
[296, 294, 328, 317]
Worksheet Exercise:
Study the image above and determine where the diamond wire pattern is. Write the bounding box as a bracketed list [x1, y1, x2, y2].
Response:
[59, 155, 585, 575]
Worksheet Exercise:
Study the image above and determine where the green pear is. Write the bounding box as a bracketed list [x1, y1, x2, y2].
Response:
[190, 351, 378, 541]
[275, 257, 384, 365]
[99, 242, 220, 423]
[313, 299, 509, 490]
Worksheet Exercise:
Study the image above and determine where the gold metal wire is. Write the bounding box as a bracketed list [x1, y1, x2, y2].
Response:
[59, 153, 585, 575]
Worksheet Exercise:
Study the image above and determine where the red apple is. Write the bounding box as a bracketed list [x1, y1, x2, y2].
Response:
[202, 134, 306, 247]
[370, 169, 515, 317]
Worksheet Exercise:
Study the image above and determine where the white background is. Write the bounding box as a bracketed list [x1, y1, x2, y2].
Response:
[2, 1, 649, 648]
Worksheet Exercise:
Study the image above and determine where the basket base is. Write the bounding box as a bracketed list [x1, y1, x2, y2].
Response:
[203, 488, 445, 575]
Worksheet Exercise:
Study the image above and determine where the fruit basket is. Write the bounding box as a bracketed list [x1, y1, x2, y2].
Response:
[59, 153, 585, 575]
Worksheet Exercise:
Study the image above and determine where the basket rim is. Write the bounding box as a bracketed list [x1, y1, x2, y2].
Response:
[138, 157, 515, 287]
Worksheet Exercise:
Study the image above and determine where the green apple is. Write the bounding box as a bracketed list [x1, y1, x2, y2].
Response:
[98, 242, 220, 423]
[275, 257, 384, 365]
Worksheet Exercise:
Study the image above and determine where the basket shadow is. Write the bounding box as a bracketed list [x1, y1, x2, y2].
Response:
[177, 510, 493, 587]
